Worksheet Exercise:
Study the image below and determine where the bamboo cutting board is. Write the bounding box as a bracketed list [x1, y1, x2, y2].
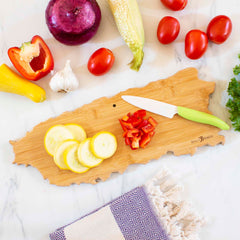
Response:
[10, 68, 225, 186]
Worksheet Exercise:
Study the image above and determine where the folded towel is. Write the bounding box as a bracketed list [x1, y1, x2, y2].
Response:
[50, 169, 205, 240]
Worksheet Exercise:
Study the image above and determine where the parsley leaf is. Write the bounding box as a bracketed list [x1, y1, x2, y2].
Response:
[233, 65, 240, 75]
[226, 65, 240, 131]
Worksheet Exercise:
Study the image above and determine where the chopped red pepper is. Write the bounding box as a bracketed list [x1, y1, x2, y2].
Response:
[142, 124, 155, 134]
[125, 137, 131, 146]
[119, 109, 158, 150]
[133, 109, 146, 119]
[119, 119, 134, 131]
[148, 117, 158, 127]
[127, 116, 142, 127]
[131, 136, 141, 149]
[8, 35, 54, 81]
[122, 115, 129, 121]
[139, 130, 144, 136]
[130, 145, 138, 150]
[119, 120, 127, 131]
[122, 131, 128, 138]
[149, 131, 156, 137]
[140, 133, 151, 148]
[138, 119, 148, 129]
[126, 129, 139, 138]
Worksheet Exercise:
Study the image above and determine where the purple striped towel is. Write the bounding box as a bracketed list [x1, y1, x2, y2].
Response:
[50, 169, 205, 240]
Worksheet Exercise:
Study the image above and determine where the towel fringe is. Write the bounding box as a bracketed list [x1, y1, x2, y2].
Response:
[145, 168, 205, 240]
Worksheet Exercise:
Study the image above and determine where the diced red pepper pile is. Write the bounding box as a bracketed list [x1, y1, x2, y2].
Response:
[119, 110, 158, 150]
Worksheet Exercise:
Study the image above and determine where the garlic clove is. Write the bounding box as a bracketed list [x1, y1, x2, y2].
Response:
[49, 60, 79, 93]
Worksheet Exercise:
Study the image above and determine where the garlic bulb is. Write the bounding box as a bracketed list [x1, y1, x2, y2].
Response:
[49, 60, 79, 93]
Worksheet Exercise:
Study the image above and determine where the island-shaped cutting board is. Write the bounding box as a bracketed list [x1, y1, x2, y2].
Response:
[10, 68, 225, 186]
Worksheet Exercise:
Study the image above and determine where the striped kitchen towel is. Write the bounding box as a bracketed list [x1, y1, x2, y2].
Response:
[50, 169, 205, 240]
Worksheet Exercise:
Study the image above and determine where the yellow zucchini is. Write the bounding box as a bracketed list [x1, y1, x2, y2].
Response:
[0, 64, 46, 102]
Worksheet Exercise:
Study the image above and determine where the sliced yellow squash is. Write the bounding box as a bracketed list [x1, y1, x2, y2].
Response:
[63, 144, 89, 174]
[77, 138, 103, 168]
[65, 123, 87, 143]
[53, 140, 79, 170]
[44, 125, 74, 156]
[90, 131, 117, 159]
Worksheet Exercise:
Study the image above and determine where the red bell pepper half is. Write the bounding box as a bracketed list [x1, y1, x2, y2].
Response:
[8, 35, 54, 81]
[119, 110, 158, 150]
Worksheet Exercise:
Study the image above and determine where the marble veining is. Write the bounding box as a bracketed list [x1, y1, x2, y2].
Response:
[1, 0, 240, 239]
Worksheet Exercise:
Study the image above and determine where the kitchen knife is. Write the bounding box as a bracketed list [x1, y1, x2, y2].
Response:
[121, 95, 230, 130]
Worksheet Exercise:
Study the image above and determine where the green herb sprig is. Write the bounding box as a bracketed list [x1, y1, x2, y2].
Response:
[226, 57, 240, 131]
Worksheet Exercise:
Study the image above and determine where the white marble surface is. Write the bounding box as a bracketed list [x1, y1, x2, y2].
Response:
[0, 0, 240, 239]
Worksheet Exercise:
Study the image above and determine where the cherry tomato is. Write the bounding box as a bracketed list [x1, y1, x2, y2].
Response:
[88, 48, 115, 76]
[157, 16, 180, 44]
[207, 15, 232, 44]
[185, 30, 208, 60]
[160, 0, 187, 11]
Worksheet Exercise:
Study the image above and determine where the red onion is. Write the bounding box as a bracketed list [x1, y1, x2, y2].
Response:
[46, 0, 101, 45]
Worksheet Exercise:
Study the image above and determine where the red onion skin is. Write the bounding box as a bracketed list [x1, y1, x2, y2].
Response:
[46, 0, 101, 45]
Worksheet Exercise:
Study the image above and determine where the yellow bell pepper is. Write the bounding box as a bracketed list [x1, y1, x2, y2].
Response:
[0, 64, 46, 103]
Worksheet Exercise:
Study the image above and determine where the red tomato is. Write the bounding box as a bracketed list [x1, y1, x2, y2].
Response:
[207, 15, 232, 44]
[88, 48, 115, 76]
[185, 30, 208, 60]
[157, 16, 180, 44]
[160, 0, 187, 11]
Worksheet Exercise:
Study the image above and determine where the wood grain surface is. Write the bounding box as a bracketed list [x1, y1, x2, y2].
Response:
[10, 68, 225, 186]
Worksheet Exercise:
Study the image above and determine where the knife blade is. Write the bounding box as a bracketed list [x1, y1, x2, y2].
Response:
[121, 95, 230, 130]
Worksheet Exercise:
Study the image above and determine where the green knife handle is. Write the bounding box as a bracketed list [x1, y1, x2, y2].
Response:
[177, 106, 230, 130]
